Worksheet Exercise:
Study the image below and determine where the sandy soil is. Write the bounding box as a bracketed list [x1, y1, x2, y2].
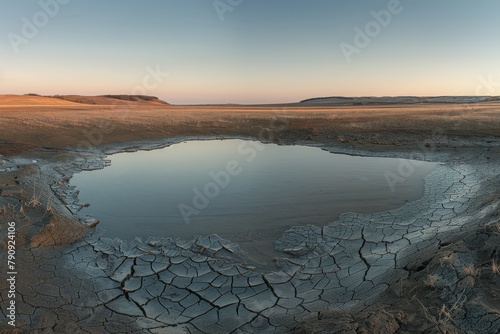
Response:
[0, 95, 499, 333]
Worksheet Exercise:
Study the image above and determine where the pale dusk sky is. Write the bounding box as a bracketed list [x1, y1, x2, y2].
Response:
[1, 0, 500, 104]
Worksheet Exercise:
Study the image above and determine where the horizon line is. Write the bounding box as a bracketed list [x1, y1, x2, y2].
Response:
[2, 93, 500, 106]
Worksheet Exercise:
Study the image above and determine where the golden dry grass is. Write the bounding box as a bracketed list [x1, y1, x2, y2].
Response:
[0, 94, 79, 106]
[1, 94, 499, 157]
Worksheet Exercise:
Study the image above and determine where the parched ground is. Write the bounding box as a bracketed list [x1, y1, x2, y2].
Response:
[1, 95, 499, 157]
[0, 95, 499, 333]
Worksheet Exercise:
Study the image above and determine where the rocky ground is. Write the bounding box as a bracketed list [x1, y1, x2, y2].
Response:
[0, 96, 499, 333]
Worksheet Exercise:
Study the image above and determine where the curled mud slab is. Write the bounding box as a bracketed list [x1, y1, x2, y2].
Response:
[1, 141, 499, 333]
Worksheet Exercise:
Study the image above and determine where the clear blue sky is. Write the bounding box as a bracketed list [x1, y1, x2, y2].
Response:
[1, 0, 499, 104]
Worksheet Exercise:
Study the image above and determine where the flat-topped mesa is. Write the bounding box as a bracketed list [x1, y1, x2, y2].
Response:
[56, 94, 170, 105]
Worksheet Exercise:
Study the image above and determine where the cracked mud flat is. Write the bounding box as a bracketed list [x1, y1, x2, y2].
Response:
[1, 138, 499, 333]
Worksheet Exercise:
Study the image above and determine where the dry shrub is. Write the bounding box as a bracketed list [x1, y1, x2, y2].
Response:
[1, 203, 30, 248]
[425, 274, 439, 288]
[0, 204, 7, 215]
[413, 288, 466, 334]
[463, 264, 479, 277]
[495, 221, 500, 233]
[492, 259, 500, 276]
[30, 215, 87, 248]
[440, 253, 456, 267]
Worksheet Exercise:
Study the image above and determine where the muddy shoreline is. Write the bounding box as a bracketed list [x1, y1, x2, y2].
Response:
[1, 102, 500, 333]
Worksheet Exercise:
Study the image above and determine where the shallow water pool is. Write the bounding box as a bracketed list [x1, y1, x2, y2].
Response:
[71, 139, 437, 262]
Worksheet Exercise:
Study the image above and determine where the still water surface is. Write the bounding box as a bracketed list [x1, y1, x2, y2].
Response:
[71, 140, 437, 262]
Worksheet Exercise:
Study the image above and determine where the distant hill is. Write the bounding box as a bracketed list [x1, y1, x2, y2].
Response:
[0, 94, 169, 106]
[55, 95, 169, 105]
[299, 96, 500, 106]
[99, 95, 169, 104]
[0, 94, 79, 106]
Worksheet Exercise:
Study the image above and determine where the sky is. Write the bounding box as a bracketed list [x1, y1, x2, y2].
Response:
[1, 0, 500, 104]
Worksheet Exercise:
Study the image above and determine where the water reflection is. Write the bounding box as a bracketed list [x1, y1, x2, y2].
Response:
[71, 139, 437, 262]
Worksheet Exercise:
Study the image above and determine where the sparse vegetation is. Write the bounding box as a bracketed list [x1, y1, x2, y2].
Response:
[463, 264, 479, 277]
[46, 201, 53, 214]
[30, 215, 87, 248]
[439, 289, 467, 326]
[1, 203, 31, 248]
[1, 168, 87, 250]
[492, 259, 500, 276]
[28, 182, 41, 208]
[412, 288, 467, 334]
[425, 274, 439, 288]
[440, 253, 456, 267]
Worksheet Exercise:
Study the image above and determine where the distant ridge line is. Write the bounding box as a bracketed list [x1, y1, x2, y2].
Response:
[299, 96, 500, 105]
